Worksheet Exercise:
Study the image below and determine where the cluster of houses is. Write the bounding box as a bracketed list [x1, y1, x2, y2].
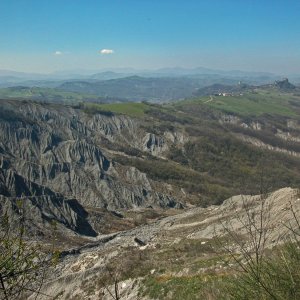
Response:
[213, 92, 244, 97]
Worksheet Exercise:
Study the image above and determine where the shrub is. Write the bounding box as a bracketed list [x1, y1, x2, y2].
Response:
[0, 201, 58, 299]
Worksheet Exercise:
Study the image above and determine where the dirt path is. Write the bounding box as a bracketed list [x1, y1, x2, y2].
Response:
[204, 95, 213, 103]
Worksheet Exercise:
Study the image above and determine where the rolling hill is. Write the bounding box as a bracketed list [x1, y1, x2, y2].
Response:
[1, 85, 300, 299]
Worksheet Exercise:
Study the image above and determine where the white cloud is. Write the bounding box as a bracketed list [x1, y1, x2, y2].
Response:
[99, 49, 114, 55]
[54, 51, 63, 55]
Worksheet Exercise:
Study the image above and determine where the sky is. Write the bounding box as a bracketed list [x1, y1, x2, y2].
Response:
[0, 0, 300, 74]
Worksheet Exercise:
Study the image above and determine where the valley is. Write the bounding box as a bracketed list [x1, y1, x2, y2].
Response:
[27, 187, 300, 299]
[1, 81, 300, 299]
[2, 1, 300, 299]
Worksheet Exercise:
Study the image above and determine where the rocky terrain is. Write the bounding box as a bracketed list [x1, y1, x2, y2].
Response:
[30, 187, 300, 299]
[1, 92, 300, 240]
[0, 100, 189, 239]
[0, 88, 300, 299]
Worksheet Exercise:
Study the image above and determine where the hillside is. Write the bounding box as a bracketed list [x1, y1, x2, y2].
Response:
[58, 75, 271, 103]
[0, 86, 124, 103]
[1, 86, 300, 299]
[58, 76, 202, 102]
[3, 0, 300, 298]
[1, 87, 300, 239]
[1, 76, 296, 104]
[181, 88, 300, 117]
[27, 187, 300, 299]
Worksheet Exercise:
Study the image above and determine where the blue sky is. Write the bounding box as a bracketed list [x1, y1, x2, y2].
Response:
[0, 0, 300, 74]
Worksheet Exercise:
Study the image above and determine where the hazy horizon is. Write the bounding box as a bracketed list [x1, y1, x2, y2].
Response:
[1, 0, 300, 74]
[0, 65, 289, 76]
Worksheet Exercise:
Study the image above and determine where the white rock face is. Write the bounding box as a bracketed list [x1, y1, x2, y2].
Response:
[0, 100, 182, 236]
[30, 187, 300, 300]
[142, 132, 168, 155]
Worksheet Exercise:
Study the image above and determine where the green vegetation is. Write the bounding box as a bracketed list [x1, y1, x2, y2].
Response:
[114, 155, 231, 205]
[0, 207, 58, 299]
[141, 274, 221, 300]
[183, 132, 300, 192]
[115, 131, 300, 205]
[0, 86, 106, 103]
[214, 190, 300, 300]
[82, 102, 151, 117]
[176, 89, 300, 118]
[2, 88, 298, 207]
[58, 76, 206, 102]
[220, 244, 300, 300]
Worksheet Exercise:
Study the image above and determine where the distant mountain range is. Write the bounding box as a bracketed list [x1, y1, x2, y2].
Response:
[0, 67, 280, 78]
[0, 67, 288, 88]
[1, 67, 299, 103]
[58, 76, 230, 102]
[0, 77, 298, 104]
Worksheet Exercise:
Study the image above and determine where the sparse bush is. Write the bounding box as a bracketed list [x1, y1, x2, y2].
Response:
[0, 200, 58, 299]
[215, 189, 300, 300]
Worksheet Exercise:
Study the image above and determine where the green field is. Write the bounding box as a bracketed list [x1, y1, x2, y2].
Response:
[176, 89, 300, 118]
[83, 102, 151, 117]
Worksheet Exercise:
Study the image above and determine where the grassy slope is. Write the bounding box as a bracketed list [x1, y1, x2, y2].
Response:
[176, 89, 300, 118]
[103, 89, 300, 206]
[0, 87, 103, 103]
[94, 90, 300, 206]
[82, 102, 151, 117]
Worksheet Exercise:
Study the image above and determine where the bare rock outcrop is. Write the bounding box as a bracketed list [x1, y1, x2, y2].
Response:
[0, 100, 183, 235]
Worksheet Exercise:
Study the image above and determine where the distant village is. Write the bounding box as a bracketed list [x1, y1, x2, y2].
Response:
[212, 81, 245, 97]
[213, 92, 244, 97]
